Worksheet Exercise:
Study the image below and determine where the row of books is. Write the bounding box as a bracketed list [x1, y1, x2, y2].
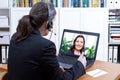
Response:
[61, 0, 106, 8]
[109, 9, 120, 24]
[12, 0, 107, 8]
[109, 9, 120, 43]
[12, 0, 58, 7]
[108, 46, 118, 63]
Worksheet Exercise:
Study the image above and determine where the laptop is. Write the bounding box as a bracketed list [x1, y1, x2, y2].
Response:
[57, 29, 100, 69]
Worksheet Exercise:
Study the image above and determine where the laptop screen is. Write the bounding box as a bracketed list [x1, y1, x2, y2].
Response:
[59, 29, 100, 60]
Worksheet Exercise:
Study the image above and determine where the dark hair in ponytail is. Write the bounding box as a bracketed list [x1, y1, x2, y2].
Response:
[13, 2, 56, 42]
[14, 15, 33, 42]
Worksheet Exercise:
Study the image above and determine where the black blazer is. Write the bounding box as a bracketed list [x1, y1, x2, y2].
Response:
[8, 29, 85, 80]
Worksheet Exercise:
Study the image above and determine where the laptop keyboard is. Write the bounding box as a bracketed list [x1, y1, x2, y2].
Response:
[58, 62, 73, 69]
[58, 55, 78, 64]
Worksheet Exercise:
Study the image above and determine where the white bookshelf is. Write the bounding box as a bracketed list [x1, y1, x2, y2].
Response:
[0, 0, 110, 62]
[0, 0, 10, 63]
[0, 0, 10, 45]
[108, 9, 120, 63]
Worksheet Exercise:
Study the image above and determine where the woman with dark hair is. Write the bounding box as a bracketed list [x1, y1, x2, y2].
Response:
[69, 35, 85, 56]
[8, 2, 86, 80]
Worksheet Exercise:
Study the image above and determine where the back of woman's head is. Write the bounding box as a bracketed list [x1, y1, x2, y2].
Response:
[14, 2, 56, 42]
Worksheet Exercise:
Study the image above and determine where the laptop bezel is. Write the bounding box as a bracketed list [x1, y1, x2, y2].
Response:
[59, 29, 100, 60]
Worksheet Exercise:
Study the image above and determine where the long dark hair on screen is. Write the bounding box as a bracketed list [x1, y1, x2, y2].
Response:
[70, 35, 85, 53]
[13, 2, 56, 42]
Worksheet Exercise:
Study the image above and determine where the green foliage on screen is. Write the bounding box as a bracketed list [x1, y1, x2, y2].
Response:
[60, 37, 95, 59]
[60, 37, 72, 53]
[85, 45, 95, 58]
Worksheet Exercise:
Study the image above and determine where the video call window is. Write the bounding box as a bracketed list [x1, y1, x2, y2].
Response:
[60, 31, 98, 59]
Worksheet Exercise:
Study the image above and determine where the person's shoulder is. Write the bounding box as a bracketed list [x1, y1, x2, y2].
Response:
[11, 33, 16, 39]
[35, 35, 55, 47]
[42, 37, 54, 45]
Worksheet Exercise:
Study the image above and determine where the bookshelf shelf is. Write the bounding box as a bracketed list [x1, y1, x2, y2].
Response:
[0, 0, 109, 63]
[0, 0, 10, 64]
[0, 7, 9, 9]
[0, 7, 10, 44]
[108, 9, 120, 63]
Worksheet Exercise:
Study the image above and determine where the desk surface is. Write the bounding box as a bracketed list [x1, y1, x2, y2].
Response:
[0, 64, 7, 72]
[0, 61, 120, 80]
[78, 60, 120, 80]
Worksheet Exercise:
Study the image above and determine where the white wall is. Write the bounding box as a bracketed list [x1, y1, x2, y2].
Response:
[59, 8, 82, 47]
[80, 8, 108, 61]
[10, 8, 108, 61]
[10, 8, 30, 36]
[10, 8, 59, 51]
[59, 8, 108, 61]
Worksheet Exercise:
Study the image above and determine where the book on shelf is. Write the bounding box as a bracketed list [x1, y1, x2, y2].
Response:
[83, 0, 89, 7]
[110, 31, 120, 34]
[61, 0, 106, 8]
[108, 46, 118, 63]
[1, 46, 6, 63]
[108, 46, 113, 62]
[20, 0, 25, 7]
[12, 0, 58, 7]
[17, 0, 20, 7]
[29, 0, 33, 7]
[111, 33, 120, 37]
[100, 0, 104, 7]
[113, 46, 118, 63]
[110, 25, 120, 28]
[110, 33, 120, 42]
[110, 38, 120, 43]
[109, 21, 120, 24]
[1, 46, 9, 63]
[32, 0, 38, 5]
[25, 0, 29, 7]
[110, 29, 120, 32]
[111, 36, 120, 38]
[63, 0, 68, 7]
[91, 0, 99, 7]
[109, 9, 120, 15]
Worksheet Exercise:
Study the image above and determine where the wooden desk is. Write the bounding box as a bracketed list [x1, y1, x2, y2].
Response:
[0, 64, 7, 80]
[0, 61, 120, 80]
[78, 60, 120, 80]
[0, 64, 7, 72]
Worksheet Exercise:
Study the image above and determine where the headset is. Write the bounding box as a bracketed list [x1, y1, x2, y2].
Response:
[46, 3, 53, 31]
[46, 3, 56, 40]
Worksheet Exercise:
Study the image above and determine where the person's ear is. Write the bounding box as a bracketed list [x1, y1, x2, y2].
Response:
[45, 21, 49, 29]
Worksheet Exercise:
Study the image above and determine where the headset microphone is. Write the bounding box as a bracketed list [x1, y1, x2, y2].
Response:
[50, 30, 56, 35]
[49, 29, 56, 40]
